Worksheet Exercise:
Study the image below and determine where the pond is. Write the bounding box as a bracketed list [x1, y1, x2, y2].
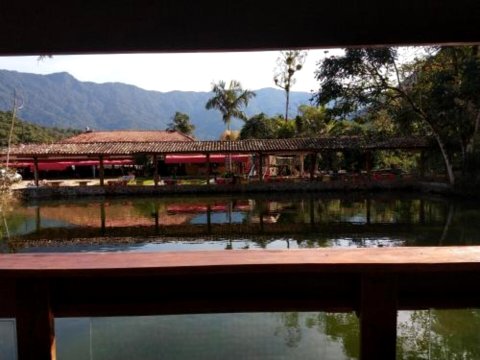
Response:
[1, 192, 479, 359]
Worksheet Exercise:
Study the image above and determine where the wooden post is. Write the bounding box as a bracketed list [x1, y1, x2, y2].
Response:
[206, 204, 212, 234]
[419, 150, 426, 179]
[366, 197, 371, 225]
[16, 280, 56, 360]
[258, 153, 263, 182]
[419, 199, 425, 225]
[154, 202, 160, 234]
[99, 155, 105, 186]
[35, 206, 41, 232]
[206, 153, 211, 186]
[299, 153, 304, 179]
[309, 196, 315, 225]
[153, 154, 159, 187]
[310, 153, 317, 181]
[100, 202, 106, 235]
[360, 273, 398, 360]
[365, 151, 372, 180]
[33, 157, 39, 187]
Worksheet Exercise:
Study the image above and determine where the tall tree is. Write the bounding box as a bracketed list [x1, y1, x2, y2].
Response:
[205, 80, 255, 132]
[274, 50, 307, 122]
[313, 47, 480, 185]
[167, 111, 195, 136]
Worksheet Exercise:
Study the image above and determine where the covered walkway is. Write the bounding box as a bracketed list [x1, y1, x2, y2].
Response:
[2, 136, 433, 187]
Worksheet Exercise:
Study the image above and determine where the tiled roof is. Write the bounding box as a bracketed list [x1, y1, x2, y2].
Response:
[60, 130, 195, 143]
[2, 137, 432, 158]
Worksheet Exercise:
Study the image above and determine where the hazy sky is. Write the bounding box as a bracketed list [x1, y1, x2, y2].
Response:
[0, 49, 341, 93]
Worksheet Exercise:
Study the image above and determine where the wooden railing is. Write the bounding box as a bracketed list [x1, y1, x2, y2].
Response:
[1, 247, 480, 360]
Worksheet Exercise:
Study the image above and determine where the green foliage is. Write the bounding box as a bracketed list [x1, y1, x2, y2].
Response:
[275, 119, 296, 138]
[205, 80, 256, 131]
[239, 113, 277, 139]
[0, 110, 80, 146]
[166, 112, 195, 136]
[313, 46, 480, 185]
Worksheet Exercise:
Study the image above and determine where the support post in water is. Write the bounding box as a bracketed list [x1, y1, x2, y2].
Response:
[153, 154, 159, 187]
[360, 273, 398, 360]
[16, 280, 56, 360]
[99, 155, 105, 186]
[33, 157, 39, 187]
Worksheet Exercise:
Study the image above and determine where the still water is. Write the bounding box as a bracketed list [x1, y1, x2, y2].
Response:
[1, 192, 479, 359]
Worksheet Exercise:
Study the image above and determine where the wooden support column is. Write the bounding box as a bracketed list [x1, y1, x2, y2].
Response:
[299, 153, 305, 179]
[99, 155, 105, 186]
[419, 150, 426, 179]
[153, 154, 159, 187]
[366, 197, 371, 225]
[365, 151, 372, 179]
[309, 196, 315, 226]
[35, 206, 41, 232]
[16, 280, 56, 360]
[206, 153, 211, 186]
[419, 199, 425, 225]
[154, 202, 160, 234]
[33, 157, 39, 187]
[258, 153, 263, 182]
[360, 273, 398, 360]
[310, 153, 317, 181]
[100, 202, 106, 236]
[206, 204, 212, 234]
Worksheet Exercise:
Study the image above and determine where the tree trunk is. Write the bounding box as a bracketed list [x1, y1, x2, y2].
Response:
[466, 111, 480, 154]
[285, 90, 290, 122]
[432, 132, 455, 185]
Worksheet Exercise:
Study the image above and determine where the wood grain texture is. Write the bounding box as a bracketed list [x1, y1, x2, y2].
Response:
[0, 247, 480, 274]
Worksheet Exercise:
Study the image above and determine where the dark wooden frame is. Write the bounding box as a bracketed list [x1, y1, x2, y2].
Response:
[1, 247, 480, 359]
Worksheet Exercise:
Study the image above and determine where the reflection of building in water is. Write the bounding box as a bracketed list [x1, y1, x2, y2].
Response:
[250, 213, 280, 224]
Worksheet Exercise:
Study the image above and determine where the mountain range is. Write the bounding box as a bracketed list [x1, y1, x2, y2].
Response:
[0, 70, 312, 139]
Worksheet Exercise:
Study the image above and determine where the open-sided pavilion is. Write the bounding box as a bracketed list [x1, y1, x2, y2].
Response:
[2, 136, 432, 186]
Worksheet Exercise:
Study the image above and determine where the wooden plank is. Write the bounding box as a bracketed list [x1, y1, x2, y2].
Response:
[0, 247, 480, 274]
[16, 280, 56, 360]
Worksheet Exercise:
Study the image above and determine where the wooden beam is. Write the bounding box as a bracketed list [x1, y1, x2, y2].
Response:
[0, 1, 478, 55]
[16, 280, 56, 360]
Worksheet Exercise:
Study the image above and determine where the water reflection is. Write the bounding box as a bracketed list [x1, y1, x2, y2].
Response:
[2, 192, 480, 359]
[2, 193, 479, 252]
[54, 313, 354, 360]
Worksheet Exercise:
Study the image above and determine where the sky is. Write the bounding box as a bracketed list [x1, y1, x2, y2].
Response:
[0, 49, 341, 93]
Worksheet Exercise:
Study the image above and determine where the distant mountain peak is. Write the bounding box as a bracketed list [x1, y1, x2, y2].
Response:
[0, 69, 312, 139]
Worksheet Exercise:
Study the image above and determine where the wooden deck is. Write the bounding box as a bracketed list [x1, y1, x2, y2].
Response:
[1, 247, 480, 359]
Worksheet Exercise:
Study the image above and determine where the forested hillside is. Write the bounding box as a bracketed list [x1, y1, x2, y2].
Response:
[0, 70, 311, 139]
[0, 111, 80, 146]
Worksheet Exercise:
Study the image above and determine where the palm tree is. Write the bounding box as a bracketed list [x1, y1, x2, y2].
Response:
[205, 80, 256, 134]
[206, 80, 255, 172]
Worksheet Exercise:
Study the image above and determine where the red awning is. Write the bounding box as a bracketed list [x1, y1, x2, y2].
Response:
[165, 154, 250, 164]
[9, 159, 134, 171]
